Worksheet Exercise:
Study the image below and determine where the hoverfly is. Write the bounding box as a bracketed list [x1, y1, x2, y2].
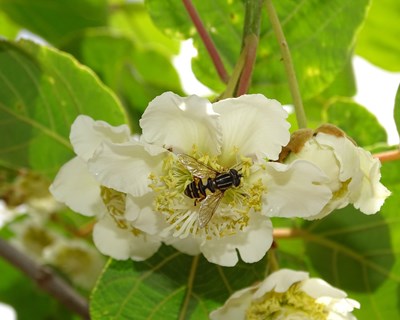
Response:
[177, 154, 242, 228]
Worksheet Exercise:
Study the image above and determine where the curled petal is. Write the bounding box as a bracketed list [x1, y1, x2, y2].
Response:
[92, 215, 161, 261]
[49, 157, 106, 217]
[209, 286, 255, 320]
[262, 160, 332, 218]
[201, 214, 273, 266]
[125, 195, 169, 235]
[213, 94, 290, 163]
[70, 115, 130, 161]
[254, 269, 309, 298]
[140, 92, 222, 155]
[351, 148, 391, 214]
[88, 141, 167, 197]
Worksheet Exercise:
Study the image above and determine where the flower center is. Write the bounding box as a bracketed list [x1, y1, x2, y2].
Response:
[100, 186, 142, 236]
[246, 283, 328, 320]
[149, 147, 265, 240]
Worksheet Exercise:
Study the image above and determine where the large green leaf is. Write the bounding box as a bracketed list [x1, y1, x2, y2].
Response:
[146, 0, 370, 103]
[90, 246, 268, 320]
[356, 0, 400, 72]
[0, 39, 128, 178]
[0, 0, 107, 45]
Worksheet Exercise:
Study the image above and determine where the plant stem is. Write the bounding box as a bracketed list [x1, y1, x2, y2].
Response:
[221, 0, 263, 98]
[265, 0, 307, 128]
[182, 0, 229, 83]
[373, 149, 400, 162]
[0, 238, 90, 319]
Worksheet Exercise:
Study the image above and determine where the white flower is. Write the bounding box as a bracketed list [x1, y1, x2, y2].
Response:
[43, 239, 105, 290]
[280, 124, 390, 219]
[210, 269, 360, 320]
[85, 92, 332, 266]
[49, 116, 162, 261]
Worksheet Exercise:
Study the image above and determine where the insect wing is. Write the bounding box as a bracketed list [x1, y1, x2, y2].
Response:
[177, 154, 217, 179]
[198, 191, 224, 228]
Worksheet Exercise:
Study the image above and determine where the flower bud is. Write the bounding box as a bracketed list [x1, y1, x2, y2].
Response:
[279, 124, 390, 219]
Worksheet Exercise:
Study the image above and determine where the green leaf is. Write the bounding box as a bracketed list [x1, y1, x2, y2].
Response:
[0, 10, 21, 39]
[90, 246, 268, 320]
[146, 0, 370, 102]
[61, 30, 183, 126]
[356, 0, 400, 72]
[326, 99, 387, 146]
[0, 39, 128, 178]
[0, 0, 107, 45]
[109, 1, 180, 55]
[393, 83, 400, 140]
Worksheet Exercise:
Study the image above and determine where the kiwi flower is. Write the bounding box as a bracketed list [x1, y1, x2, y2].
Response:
[210, 269, 360, 320]
[70, 92, 332, 266]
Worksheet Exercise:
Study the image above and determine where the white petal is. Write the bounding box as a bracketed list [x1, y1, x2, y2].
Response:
[125, 195, 168, 235]
[254, 269, 309, 298]
[92, 215, 161, 261]
[262, 160, 332, 218]
[351, 148, 390, 214]
[140, 92, 222, 155]
[70, 115, 131, 161]
[301, 278, 346, 300]
[88, 141, 167, 197]
[209, 286, 256, 320]
[213, 94, 290, 162]
[166, 235, 202, 256]
[49, 157, 106, 217]
[201, 214, 273, 266]
[315, 133, 359, 182]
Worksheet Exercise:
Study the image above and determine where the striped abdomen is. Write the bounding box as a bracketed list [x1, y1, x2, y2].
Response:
[184, 169, 241, 200]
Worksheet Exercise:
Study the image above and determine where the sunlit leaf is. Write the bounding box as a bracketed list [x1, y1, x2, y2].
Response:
[90, 246, 268, 320]
[146, 0, 370, 103]
[356, 0, 400, 72]
[0, 39, 128, 177]
[326, 99, 387, 146]
[0, 0, 107, 45]
[61, 30, 183, 126]
[0, 10, 21, 39]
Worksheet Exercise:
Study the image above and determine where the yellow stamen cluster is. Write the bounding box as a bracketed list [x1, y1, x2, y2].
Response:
[246, 283, 327, 320]
[148, 147, 266, 239]
[100, 186, 141, 236]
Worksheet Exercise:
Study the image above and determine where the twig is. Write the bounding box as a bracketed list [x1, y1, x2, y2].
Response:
[373, 149, 400, 163]
[0, 238, 90, 319]
[265, 0, 307, 128]
[182, 0, 229, 83]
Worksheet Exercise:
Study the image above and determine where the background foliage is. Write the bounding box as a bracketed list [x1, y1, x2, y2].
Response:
[0, 0, 399, 319]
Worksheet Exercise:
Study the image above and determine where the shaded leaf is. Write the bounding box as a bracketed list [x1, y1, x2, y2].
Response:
[0, 0, 107, 45]
[356, 0, 400, 72]
[90, 246, 268, 320]
[0, 39, 128, 177]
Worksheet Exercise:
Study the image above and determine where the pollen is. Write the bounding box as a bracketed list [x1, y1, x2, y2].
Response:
[246, 283, 327, 319]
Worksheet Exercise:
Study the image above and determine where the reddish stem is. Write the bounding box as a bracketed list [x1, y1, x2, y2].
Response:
[236, 34, 259, 96]
[182, 0, 229, 83]
[373, 149, 400, 163]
